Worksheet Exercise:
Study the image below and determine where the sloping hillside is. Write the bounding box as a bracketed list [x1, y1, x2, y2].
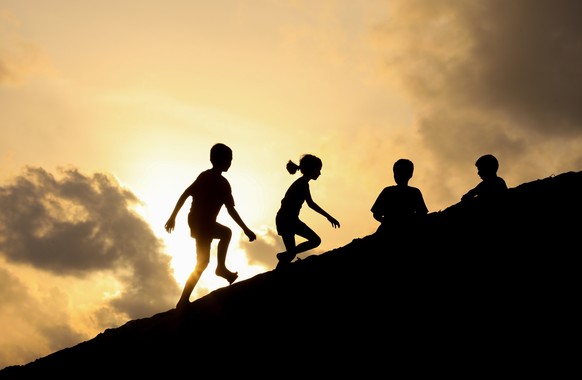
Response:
[1, 171, 580, 378]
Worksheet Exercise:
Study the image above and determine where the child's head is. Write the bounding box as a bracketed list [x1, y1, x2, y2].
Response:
[210, 143, 233, 170]
[286, 154, 322, 177]
[299, 154, 322, 172]
[475, 154, 499, 178]
[393, 158, 414, 185]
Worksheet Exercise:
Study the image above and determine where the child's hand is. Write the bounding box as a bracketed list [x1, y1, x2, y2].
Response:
[328, 216, 340, 228]
[164, 218, 175, 233]
[245, 229, 257, 242]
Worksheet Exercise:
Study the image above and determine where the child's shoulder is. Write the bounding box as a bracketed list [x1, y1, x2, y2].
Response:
[378, 185, 398, 194]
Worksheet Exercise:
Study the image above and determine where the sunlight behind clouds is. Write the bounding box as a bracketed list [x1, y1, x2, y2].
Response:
[0, 167, 180, 315]
[0, 258, 127, 367]
[2, 0, 582, 370]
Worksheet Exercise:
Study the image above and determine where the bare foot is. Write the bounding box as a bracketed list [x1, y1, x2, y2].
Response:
[276, 251, 295, 263]
[216, 268, 238, 285]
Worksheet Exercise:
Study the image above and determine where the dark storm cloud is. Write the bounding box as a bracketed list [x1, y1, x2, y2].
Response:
[453, 0, 582, 136]
[379, 0, 582, 138]
[374, 0, 582, 199]
[0, 166, 179, 318]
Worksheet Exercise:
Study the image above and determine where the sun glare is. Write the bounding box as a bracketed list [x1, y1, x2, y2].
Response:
[165, 233, 196, 286]
[165, 234, 268, 290]
[123, 155, 275, 293]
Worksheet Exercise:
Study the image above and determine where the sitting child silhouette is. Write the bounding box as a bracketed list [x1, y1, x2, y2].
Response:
[461, 154, 508, 202]
[371, 158, 428, 234]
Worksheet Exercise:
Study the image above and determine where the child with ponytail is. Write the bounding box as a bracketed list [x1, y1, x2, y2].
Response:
[275, 154, 340, 268]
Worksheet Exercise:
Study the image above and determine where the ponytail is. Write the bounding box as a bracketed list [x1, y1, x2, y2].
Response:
[286, 160, 300, 174]
[287, 154, 322, 175]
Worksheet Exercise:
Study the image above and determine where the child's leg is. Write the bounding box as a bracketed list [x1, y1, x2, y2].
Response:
[276, 222, 320, 265]
[213, 223, 238, 284]
[292, 222, 321, 255]
[277, 234, 296, 263]
[176, 238, 211, 308]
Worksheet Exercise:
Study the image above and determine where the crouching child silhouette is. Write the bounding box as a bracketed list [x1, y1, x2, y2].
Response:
[165, 143, 256, 309]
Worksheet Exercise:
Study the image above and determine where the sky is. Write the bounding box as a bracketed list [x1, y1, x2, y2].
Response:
[1, 0, 582, 369]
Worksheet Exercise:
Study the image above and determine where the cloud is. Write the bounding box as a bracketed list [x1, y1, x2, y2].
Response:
[371, 0, 582, 201]
[377, 0, 582, 134]
[239, 225, 283, 268]
[0, 166, 180, 319]
[0, 264, 85, 368]
[239, 224, 334, 271]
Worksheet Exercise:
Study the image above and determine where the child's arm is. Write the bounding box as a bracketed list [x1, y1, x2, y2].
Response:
[371, 191, 384, 223]
[417, 191, 429, 214]
[225, 205, 257, 241]
[306, 197, 340, 228]
[461, 183, 480, 201]
[165, 190, 189, 233]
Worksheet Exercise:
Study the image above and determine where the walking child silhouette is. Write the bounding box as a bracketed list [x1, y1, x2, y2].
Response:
[165, 143, 256, 309]
[275, 154, 340, 269]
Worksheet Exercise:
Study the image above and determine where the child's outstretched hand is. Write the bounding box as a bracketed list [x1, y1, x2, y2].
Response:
[245, 228, 257, 242]
[328, 216, 340, 228]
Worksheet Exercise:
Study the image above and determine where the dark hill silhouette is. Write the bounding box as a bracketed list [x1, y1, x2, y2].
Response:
[1, 171, 580, 378]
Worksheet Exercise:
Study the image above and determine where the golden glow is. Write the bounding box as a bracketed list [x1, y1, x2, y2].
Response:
[3, 0, 581, 370]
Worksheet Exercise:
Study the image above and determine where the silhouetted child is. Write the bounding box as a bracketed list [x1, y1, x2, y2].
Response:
[275, 154, 340, 268]
[461, 154, 508, 202]
[165, 143, 256, 309]
[371, 158, 428, 234]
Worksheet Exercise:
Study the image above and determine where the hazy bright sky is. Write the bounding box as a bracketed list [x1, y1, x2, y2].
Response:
[2, 0, 582, 369]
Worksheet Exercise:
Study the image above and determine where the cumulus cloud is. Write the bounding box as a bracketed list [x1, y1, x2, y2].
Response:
[239, 224, 333, 271]
[0, 166, 180, 318]
[239, 225, 283, 268]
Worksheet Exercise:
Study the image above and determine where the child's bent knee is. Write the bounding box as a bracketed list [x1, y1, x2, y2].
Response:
[311, 236, 322, 248]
